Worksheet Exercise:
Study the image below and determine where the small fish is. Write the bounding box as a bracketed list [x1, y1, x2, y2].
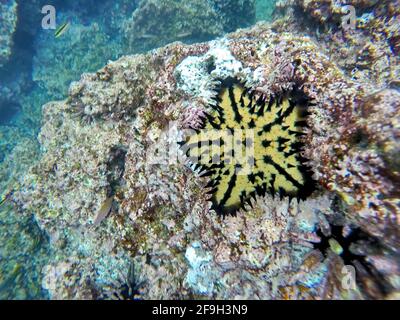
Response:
[176, 32, 192, 39]
[93, 196, 114, 226]
[137, 34, 156, 39]
[55, 22, 70, 38]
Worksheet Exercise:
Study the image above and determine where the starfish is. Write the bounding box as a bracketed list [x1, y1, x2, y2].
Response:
[181, 78, 314, 215]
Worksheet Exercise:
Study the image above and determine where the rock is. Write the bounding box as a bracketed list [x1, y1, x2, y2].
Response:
[11, 12, 400, 299]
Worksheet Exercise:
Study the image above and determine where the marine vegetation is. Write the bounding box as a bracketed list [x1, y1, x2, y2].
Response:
[181, 78, 315, 215]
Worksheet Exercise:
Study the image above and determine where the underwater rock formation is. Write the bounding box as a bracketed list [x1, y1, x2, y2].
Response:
[124, 0, 224, 53]
[0, 0, 142, 300]
[212, 0, 256, 32]
[275, 0, 400, 87]
[10, 11, 400, 300]
[0, 0, 17, 68]
[272, 0, 400, 246]
[277, 0, 380, 24]
[124, 0, 256, 53]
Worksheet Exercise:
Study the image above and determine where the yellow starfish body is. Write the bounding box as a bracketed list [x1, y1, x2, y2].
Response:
[182, 78, 314, 215]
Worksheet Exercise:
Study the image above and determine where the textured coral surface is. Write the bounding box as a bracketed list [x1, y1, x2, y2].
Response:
[0, 0, 17, 68]
[9, 12, 400, 298]
[1, 0, 399, 300]
[124, 0, 256, 53]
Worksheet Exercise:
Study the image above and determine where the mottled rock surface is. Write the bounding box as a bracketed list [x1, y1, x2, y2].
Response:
[10, 7, 400, 300]
[124, 0, 256, 53]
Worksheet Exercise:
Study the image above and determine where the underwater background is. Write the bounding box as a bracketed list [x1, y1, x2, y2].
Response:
[0, 0, 399, 300]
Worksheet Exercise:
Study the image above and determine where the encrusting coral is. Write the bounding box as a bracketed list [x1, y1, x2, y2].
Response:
[124, 0, 223, 53]
[9, 2, 400, 299]
[275, 0, 400, 89]
[270, 0, 400, 248]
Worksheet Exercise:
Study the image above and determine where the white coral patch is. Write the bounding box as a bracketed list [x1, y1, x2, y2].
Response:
[206, 42, 245, 78]
[184, 242, 220, 295]
[174, 41, 251, 105]
[175, 55, 211, 99]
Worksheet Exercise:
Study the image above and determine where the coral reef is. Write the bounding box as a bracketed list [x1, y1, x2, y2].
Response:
[277, 0, 381, 25]
[270, 0, 400, 248]
[11, 13, 400, 299]
[0, 0, 140, 300]
[0, 201, 49, 299]
[0, 0, 17, 68]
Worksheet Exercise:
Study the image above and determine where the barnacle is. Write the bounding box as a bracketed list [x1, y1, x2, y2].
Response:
[181, 78, 315, 215]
